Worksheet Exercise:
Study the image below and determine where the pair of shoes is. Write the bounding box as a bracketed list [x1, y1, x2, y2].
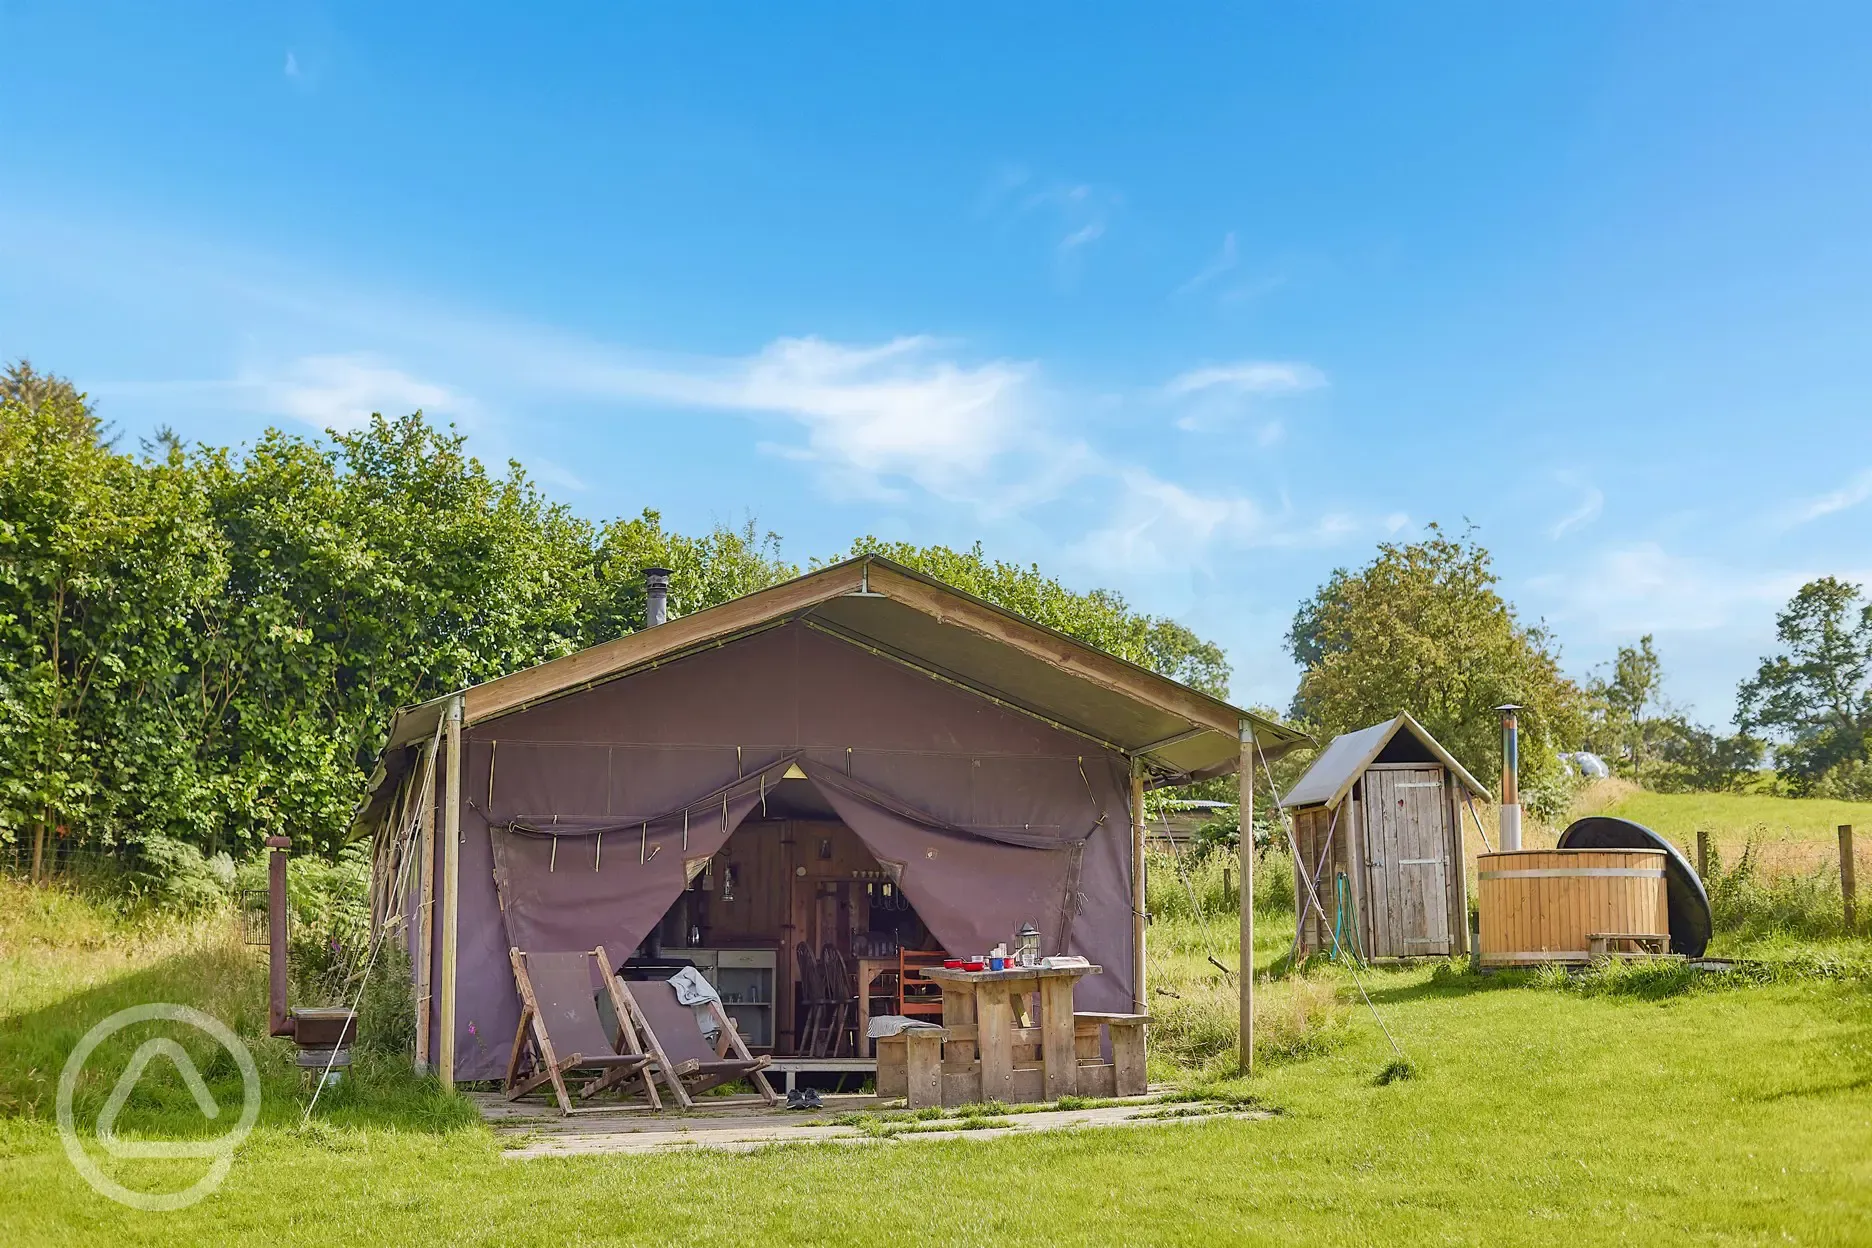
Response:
[785, 1088, 824, 1110]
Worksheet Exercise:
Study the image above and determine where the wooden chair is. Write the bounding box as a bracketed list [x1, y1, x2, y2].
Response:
[617, 977, 779, 1110]
[504, 946, 659, 1115]
[816, 945, 859, 1057]
[897, 949, 947, 1022]
[793, 942, 826, 1056]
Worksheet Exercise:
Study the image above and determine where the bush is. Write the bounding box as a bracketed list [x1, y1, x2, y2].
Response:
[128, 835, 237, 913]
[1147, 843, 1295, 924]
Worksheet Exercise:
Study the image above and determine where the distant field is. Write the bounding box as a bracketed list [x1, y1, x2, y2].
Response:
[1566, 781, 1872, 875]
[1587, 787, 1870, 844]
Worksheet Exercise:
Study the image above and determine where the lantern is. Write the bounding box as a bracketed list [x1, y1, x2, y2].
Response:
[1016, 922, 1041, 968]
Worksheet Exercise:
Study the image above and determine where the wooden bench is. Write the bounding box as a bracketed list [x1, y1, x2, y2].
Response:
[1073, 1012, 1150, 1097]
[875, 1026, 947, 1107]
[1587, 932, 1671, 959]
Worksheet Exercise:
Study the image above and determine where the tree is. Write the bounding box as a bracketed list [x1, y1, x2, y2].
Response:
[1286, 525, 1582, 789]
[1737, 577, 1872, 797]
[1583, 636, 1763, 791]
[1648, 717, 1765, 793]
[1582, 636, 1668, 781]
[1, 359, 104, 444]
[830, 538, 1230, 697]
[0, 383, 223, 875]
[583, 511, 796, 643]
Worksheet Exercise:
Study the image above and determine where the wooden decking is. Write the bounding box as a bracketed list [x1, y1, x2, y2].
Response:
[470, 1090, 1269, 1159]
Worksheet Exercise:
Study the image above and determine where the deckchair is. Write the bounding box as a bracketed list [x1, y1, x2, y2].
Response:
[505, 946, 660, 1115]
[618, 977, 779, 1110]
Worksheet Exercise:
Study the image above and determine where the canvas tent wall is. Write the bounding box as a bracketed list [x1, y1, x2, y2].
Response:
[359, 555, 1306, 1085]
[1281, 713, 1488, 961]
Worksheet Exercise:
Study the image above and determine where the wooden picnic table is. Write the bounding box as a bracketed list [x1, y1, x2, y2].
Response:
[918, 964, 1101, 1104]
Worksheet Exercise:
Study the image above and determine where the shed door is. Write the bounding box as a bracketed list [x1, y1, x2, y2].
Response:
[1361, 767, 1454, 957]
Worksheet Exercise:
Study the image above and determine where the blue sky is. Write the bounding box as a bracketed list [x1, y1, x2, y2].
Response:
[4, 4, 1869, 724]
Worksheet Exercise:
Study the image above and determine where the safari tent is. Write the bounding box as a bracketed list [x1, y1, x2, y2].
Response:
[357, 555, 1307, 1085]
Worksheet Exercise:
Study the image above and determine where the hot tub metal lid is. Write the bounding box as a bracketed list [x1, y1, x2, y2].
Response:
[1556, 816, 1712, 958]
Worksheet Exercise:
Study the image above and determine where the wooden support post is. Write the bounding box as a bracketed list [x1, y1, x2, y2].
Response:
[1238, 720, 1255, 1075]
[904, 1029, 944, 1108]
[1130, 762, 1147, 1014]
[1696, 829, 1709, 882]
[977, 985, 1014, 1102]
[439, 696, 463, 1090]
[30, 821, 46, 885]
[414, 736, 438, 1071]
[1841, 825, 1857, 934]
[1039, 976, 1079, 1100]
[1223, 867, 1232, 905]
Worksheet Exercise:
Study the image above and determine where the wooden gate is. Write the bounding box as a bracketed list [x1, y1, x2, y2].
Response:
[1361, 766, 1454, 957]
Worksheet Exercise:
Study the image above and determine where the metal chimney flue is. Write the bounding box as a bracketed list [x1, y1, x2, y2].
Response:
[266, 835, 295, 1038]
[644, 567, 671, 628]
[1497, 704, 1523, 852]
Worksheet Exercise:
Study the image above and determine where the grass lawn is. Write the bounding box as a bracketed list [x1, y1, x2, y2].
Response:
[4, 879, 1870, 1246]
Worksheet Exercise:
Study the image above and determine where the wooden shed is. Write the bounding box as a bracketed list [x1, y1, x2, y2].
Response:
[1281, 713, 1489, 961]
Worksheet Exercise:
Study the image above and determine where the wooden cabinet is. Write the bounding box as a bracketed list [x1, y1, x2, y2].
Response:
[684, 948, 777, 1050]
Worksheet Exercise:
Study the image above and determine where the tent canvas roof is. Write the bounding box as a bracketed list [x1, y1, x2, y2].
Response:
[1281, 712, 1490, 810]
[358, 555, 1309, 822]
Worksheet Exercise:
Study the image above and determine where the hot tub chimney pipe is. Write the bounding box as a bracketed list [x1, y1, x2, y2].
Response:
[644, 567, 671, 628]
[266, 835, 295, 1038]
[1497, 705, 1523, 852]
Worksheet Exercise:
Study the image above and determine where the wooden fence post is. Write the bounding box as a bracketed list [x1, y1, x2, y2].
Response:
[1841, 825, 1857, 934]
[1223, 867, 1232, 906]
[1696, 829, 1709, 881]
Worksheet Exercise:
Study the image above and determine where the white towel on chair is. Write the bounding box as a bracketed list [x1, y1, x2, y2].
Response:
[667, 966, 720, 1007]
[667, 967, 723, 1043]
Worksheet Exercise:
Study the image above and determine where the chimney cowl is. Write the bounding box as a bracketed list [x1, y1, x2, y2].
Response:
[643, 567, 671, 628]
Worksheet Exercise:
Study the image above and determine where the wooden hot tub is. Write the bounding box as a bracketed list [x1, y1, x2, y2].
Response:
[1476, 848, 1670, 967]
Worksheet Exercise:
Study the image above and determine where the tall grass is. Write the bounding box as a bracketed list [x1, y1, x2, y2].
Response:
[0, 877, 473, 1132]
[1703, 837, 1863, 942]
[1142, 844, 1352, 1080]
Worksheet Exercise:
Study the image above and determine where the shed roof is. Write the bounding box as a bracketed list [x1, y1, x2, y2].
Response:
[359, 554, 1309, 820]
[1280, 712, 1490, 810]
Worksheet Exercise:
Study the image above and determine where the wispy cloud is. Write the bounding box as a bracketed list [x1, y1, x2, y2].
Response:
[1165, 361, 1326, 399]
[977, 167, 1119, 271]
[1527, 543, 1828, 636]
[1164, 360, 1328, 434]
[1784, 467, 1872, 526]
[1070, 468, 1366, 575]
[1174, 231, 1238, 297]
[537, 335, 1047, 506]
[284, 51, 301, 79]
[249, 354, 472, 433]
[529, 458, 588, 493]
[1548, 477, 1604, 539]
[20, 207, 1366, 586]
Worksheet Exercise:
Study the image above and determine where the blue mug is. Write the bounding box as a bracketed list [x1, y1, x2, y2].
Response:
[989, 956, 1005, 971]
